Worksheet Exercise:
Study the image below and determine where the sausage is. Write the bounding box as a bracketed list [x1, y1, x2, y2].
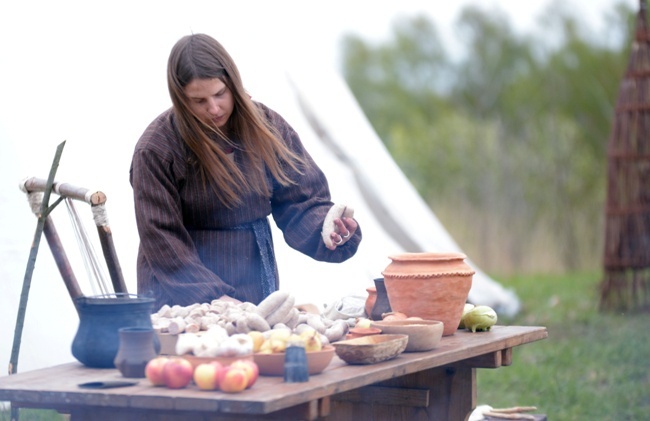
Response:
[256, 291, 291, 318]
[321, 204, 354, 248]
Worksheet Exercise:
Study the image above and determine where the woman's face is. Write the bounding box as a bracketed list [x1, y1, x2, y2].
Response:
[184, 77, 234, 130]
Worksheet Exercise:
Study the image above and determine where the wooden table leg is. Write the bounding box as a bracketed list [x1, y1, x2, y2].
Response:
[330, 365, 476, 421]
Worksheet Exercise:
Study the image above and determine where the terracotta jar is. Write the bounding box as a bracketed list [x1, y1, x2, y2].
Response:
[365, 287, 377, 317]
[382, 252, 475, 336]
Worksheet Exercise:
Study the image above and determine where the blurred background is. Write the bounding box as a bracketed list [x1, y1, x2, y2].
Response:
[1, 1, 647, 420]
[341, 1, 635, 276]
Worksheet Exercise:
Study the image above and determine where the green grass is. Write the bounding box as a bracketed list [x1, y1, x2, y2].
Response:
[478, 272, 650, 420]
[3, 273, 649, 420]
[0, 409, 65, 421]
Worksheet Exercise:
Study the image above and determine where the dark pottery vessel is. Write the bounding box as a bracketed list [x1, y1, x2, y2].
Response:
[370, 278, 392, 320]
[114, 327, 158, 378]
[284, 345, 309, 383]
[71, 293, 158, 368]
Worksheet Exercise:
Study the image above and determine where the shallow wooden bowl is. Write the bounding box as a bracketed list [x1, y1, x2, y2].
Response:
[370, 320, 444, 352]
[332, 334, 408, 364]
[253, 346, 335, 376]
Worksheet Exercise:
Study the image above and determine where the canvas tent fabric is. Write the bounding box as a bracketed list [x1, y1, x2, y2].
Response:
[257, 61, 521, 317]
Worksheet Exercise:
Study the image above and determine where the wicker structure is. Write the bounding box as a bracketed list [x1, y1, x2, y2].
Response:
[600, 0, 650, 312]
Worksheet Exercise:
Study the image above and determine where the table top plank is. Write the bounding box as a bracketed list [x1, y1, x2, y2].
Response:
[0, 325, 547, 415]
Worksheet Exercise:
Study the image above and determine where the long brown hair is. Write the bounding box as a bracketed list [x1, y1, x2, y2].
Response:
[167, 33, 304, 207]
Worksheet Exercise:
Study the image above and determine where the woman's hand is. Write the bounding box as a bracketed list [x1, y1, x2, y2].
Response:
[327, 216, 358, 250]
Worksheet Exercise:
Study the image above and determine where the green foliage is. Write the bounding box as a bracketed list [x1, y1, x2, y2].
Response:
[479, 272, 650, 420]
[0, 409, 65, 421]
[341, 2, 636, 274]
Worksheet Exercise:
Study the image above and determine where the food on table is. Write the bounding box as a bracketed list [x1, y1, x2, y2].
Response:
[193, 361, 223, 391]
[145, 356, 170, 386]
[152, 291, 351, 364]
[161, 357, 194, 389]
[354, 317, 372, 329]
[462, 305, 497, 332]
[458, 303, 475, 329]
[218, 364, 250, 393]
[146, 356, 258, 393]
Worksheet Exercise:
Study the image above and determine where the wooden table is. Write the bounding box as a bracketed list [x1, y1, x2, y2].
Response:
[0, 325, 547, 421]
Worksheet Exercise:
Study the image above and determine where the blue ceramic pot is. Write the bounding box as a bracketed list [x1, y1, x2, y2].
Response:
[71, 293, 158, 368]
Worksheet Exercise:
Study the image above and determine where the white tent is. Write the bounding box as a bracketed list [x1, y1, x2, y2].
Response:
[280, 64, 520, 313]
[0, 2, 519, 376]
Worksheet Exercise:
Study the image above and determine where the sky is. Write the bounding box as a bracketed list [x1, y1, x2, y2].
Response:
[0, 0, 636, 185]
[0, 0, 638, 373]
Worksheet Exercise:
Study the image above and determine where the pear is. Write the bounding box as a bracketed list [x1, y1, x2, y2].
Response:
[269, 338, 289, 353]
[259, 339, 273, 354]
[269, 327, 292, 342]
[299, 328, 323, 352]
[248, 331, 265, 353]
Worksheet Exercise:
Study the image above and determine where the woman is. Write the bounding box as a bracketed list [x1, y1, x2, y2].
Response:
[130, 34, 361, 309]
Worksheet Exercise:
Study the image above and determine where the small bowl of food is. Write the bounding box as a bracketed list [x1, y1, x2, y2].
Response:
[370, 320, 443, 352]
[346, 327, 382, 340]
[332, 334, 408, 365]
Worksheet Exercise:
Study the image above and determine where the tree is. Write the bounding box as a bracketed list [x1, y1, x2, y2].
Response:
[340, 2, 634, 274]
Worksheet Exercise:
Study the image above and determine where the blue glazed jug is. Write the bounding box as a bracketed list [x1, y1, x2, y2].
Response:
[71, 293, 158, 368]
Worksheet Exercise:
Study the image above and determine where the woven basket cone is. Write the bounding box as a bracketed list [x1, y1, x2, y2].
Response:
[600, 0, 650, 312]
[382, 253, 475, 336]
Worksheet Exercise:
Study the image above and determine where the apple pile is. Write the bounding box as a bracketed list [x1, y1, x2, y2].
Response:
[145, 356, 259, 393]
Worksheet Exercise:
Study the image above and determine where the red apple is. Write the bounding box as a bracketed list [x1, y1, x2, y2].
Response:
[162, 357, 194, 389]
[145, 356, 170, 386]
[193, 361, 224, 391]
[218, 365, 248, 393]
[230, 359, 259, 389]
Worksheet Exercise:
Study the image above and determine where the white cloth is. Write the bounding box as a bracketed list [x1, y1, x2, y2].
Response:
[323, 295, 366, 320]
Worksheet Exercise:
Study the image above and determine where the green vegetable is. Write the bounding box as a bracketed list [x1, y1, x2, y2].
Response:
[458, 303, 475, 329]
[463, 305, 497, 332]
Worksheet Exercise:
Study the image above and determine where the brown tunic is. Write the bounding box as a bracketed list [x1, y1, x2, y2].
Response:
[130, 103, 361, 308]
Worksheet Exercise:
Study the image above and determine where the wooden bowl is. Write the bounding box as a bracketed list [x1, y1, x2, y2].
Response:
[370, 320, 443, 352]
[332, 334, 408, 364]
[181, 353, 253, 369]
[253, 346, 335, 376]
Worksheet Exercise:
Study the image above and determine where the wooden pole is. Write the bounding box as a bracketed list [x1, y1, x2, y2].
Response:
[9, 141, 66, 421]
[97, 224, 128, 294]
[21, 177, 128, 294]
[22, 177, 107, 206]
[42, 216, 84, 302]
